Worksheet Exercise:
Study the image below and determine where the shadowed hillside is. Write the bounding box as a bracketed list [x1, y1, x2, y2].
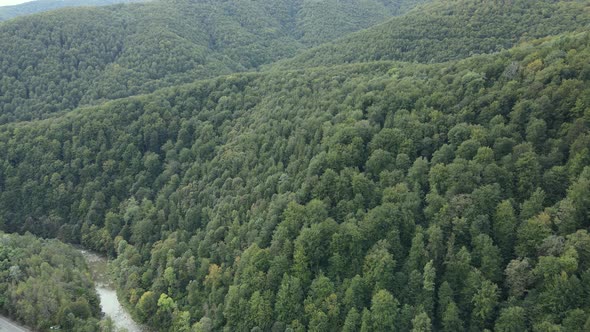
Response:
[0, 0, 147, 21]
[2, 29, 590, 330]
[273, 0, 590, 69]
[0, 0, 429, 123]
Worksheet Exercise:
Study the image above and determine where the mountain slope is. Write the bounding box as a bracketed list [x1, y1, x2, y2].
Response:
[1, 30, 590, 330]
[0, 0, 298, 122]
[273, 0, 590, 69]
[0, 0, 430, 123]
[0, 0, 147, 21]
[294, 0, 430, 45]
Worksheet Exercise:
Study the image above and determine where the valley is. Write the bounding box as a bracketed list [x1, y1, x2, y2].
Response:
[79, 249, 144, 332]
[1, 0, 590, 331]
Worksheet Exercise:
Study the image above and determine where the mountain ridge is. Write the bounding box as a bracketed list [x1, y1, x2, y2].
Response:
[1, 28, 590, 331]
[0, 0, 430, 123]
[1, 1, 590, 331]
[272, 0, 590, 69]
[0, 0, 148, 21]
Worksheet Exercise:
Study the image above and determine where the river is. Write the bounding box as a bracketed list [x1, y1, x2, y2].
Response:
[79, 250, 145, 332]
[0, 316, 29, 332]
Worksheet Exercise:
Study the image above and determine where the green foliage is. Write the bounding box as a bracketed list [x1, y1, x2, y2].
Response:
[1, 1, 590, 331]
[0, 232, 101, 331]
[0, 0, 427, 123]
[274, 0, 590, 69]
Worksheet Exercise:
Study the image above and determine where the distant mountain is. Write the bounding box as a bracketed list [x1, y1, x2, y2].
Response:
[0, 0, 430, 122]
[291, 0, 431, 46]
[2, 28, 590, 331]
[1, 0, 590, 330]
[274, 0, 590, 69]
[0, 0, 147, 21]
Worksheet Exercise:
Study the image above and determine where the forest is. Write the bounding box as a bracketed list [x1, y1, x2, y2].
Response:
[0, 0, 146, 22]
[0, 232, 108, 331]
[273, 0, 590, 69]
[1, 0, 590, 331]
[0, 0, 427, 123]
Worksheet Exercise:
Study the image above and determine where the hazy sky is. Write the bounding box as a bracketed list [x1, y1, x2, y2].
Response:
[0, 0, 32, 6]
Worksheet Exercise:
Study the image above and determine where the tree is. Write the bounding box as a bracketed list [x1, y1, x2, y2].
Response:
[436, 281, 454, 325]
[516, 212, 552, 257]
[406, 229, 429, 274]
[136, 291, 158, 323]
[308, 311, 329, 332]
[520, 188, 546, 222]
[470, 280, 499, 331]
[441, 302, 462, 332]
[421, 260, 436, 318]
[472, 234, 502, 283]
[223, 285, 246, 330]
[505, 258, 533, 298]
[561, 308, 586, 332]
[360, 308, 372, 332]
[411, 311, 432, 332]
[444, 246, 472, 291]
[370, 290, 400, 332]
[515, 152, 541, 200]
[494, 306, 526, 332]
[275, 274, 304, 324]
[248, 291, 272, 331]
[567, 168, 590, 227]
[344, 275, 370, 310]
[493, 200, 517, 259]
[363, 240, 396, 293]
[343, 308, 361, 332]
[172, 310, 191, 332]
[156, 293, 176, 329]
[192, 317, 212, 332]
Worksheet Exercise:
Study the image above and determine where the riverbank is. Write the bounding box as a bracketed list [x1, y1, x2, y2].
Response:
[78, 250, 145, 332]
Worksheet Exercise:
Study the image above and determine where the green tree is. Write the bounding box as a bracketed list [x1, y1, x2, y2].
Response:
[343, 308, 361, 332]
[516, 212, 552, 257]
[248, 291, 272, 330]
[494, 306, 526, 332]
[470, 280, 499, 331]
[441, 302, 462, 332]
[275, 274, 304, 324]
[371, 290, 400, 332]
[493, 200, 518, 259]
[411, 310, 432, 332]
[136, 291, 158, 323]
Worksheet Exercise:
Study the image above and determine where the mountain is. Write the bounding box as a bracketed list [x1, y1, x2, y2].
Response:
[0, 0, 429, 123]
[291, 0, 431, 46]
[0, 0, 147, 21]
[2, 0, 590, 331]
[0, 232, 101, 331]
[1, 28, 590, 330]
[273, 0, 590, 69]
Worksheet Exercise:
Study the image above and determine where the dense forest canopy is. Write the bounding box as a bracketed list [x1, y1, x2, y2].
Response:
[0, 0, 147, 22]
[0, 232, 104, 331]
[273, 0, 590, 69]
[2, 26, 590, 330]
[1, 0, 590, 331]
[0, 0, 428, 123]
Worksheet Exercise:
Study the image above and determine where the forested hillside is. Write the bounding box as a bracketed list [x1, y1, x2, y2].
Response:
[290, 0, 430, 46]
[274, 0, 590, 69]
[2, 0, 590, 331]
[0, 232, 103, 331]
[2, 26, 590, 331]
[0, 0, 428, 123]
[0, 0, 147, 22]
